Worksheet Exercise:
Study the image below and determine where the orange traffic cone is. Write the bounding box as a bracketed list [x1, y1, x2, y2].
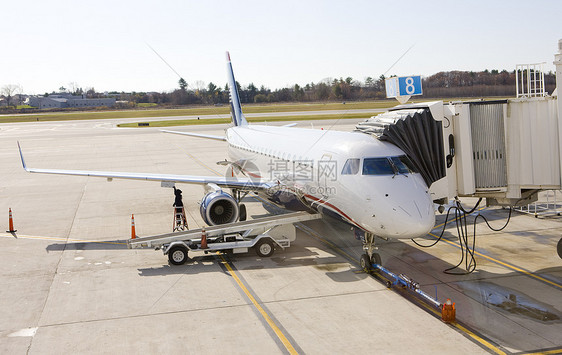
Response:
[131, 214, 136, 239]
[200, 227, 208, 249]
[7, 208, 16, 233]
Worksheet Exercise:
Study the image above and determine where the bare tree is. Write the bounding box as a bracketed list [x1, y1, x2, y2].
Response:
[68, 82, 81, 95]
[193, 80, 206, 92]
[1, 84, 21, 106]
[15, 84, 24, 105]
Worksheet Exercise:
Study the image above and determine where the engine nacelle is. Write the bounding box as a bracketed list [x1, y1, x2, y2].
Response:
[200, 190, 239, 225]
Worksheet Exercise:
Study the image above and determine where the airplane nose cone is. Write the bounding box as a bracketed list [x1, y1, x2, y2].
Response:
[391, 199, 435, 238]
[372, 178, 436, 239]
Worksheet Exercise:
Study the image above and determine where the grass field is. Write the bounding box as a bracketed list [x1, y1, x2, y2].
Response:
[0, 101, 397, 124]
[117, 112, 378, 128]
[137, 103, 158, 108]
[0, 97, 507, 125]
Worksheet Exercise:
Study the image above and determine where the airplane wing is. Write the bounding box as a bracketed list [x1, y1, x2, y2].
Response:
[160, 129, 226, 141]
[17, 142, 268, 190]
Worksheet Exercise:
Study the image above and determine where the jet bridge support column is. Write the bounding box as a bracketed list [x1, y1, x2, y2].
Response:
[555, 39, 562, 187]
[555, 39, 562, 259]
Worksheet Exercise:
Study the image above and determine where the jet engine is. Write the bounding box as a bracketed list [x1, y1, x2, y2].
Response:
[200, 186, 240, 225]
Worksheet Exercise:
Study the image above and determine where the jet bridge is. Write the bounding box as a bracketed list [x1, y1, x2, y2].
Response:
[356, 39, 562, 207]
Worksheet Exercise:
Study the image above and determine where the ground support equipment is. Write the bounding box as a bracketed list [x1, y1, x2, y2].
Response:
[369, 261, 456, 323]
[128, 211, 321, 265]
[173, 206, 188, 232]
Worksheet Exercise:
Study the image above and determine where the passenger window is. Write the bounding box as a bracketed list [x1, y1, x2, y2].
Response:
[362, 158, 394, 175]
[341, 159, 360, 175]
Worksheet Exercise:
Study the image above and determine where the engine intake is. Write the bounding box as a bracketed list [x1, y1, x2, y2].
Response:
[200, 190, 239, 225]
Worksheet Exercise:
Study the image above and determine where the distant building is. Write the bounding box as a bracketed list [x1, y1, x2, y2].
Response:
[27, 93, 115, 109]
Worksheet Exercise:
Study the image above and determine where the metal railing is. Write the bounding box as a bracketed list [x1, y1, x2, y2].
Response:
[516, 63, 547, 98]
[514, 190, 561, 217]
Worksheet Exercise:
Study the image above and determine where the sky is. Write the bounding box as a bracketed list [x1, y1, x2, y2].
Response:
[1, 0, 561, 95]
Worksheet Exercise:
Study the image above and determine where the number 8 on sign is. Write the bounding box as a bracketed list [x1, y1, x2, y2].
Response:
[405, 77, 415, 94]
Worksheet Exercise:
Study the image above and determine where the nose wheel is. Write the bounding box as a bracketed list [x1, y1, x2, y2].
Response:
[360, 232, 382, 273]
[360, 254, 371, 272]
[360, 252, 382, 273]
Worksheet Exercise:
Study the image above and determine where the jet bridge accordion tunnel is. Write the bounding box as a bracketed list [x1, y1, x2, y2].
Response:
[356, 95, 562, 207]
[356, 107, 446, 188]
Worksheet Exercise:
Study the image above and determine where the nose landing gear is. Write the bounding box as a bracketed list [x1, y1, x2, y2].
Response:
[360, 232, 382, 273]
[358, 231, 454, 321]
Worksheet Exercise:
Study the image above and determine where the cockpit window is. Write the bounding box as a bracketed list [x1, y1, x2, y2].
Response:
[362, 158, 394, 175]
[341, 158, 360, 175]
[362, 155, 418, 176]
[390, 156, 410, 174]
[394, 155, 418, 173]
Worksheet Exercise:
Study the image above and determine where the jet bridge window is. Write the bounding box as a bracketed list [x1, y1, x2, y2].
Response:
[341, 159, 360, 175]
[362, 158, 394, 175]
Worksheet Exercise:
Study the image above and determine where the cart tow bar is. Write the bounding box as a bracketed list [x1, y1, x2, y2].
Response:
[371, 263, 455, 323]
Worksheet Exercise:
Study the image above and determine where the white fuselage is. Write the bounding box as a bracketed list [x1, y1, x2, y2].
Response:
[225, 124, 435, 239]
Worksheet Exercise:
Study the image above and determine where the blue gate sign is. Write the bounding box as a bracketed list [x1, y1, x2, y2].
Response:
[398, 76, 422, 96]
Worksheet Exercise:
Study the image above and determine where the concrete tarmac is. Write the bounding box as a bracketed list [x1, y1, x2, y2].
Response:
[1, 117, 561, 354]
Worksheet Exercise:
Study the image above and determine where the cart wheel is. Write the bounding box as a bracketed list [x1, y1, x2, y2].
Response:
[239, 204, 247, 222]
[360, 254, 371, 273]
[168, 245, 189, 265]
[255, 239, 275, 257]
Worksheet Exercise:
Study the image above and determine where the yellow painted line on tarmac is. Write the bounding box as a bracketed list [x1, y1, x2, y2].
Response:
[413, 296, 507, 355]
[428, 232, 562, 290]
[424, 205, 562, 290]
[523, 348, 562, 355]
[453, 322, 507, 355]
[0, 233, 126, 245]
[218, 254, 298, 355]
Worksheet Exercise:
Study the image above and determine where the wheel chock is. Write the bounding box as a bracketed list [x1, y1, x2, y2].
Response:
[441, 299, 456, 323]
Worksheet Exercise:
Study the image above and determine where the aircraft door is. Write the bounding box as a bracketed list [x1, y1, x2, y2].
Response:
[318, 153, 337, 199]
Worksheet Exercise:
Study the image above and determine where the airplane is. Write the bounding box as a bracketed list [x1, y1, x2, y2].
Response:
[17, 52, 436, 269]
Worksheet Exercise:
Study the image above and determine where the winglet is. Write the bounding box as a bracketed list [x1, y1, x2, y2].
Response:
[17, 141, 29, 172]
[226, 51, 248, 127]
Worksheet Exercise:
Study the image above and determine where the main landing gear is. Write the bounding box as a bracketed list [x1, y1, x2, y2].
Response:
[360, 232, 382, 273]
